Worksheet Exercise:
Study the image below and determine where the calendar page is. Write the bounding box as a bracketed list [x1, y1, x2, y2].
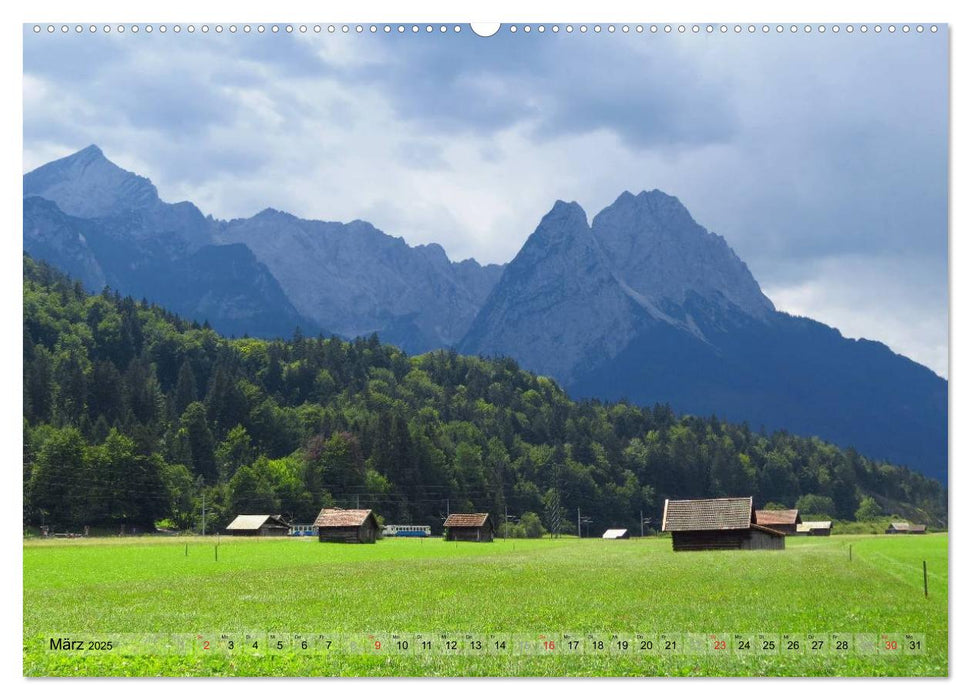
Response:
[21, 15, 948, 679]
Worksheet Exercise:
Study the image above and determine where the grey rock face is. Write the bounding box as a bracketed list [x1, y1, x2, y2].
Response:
[461, 192, 775, 381]
[24, 145, 161, 219]
[592, 190, 775, 321]
[460, 201, 645, 383]
[23, 196, 106, 290]
[24, 145, 213, 252]
[213, 209, 503, 352]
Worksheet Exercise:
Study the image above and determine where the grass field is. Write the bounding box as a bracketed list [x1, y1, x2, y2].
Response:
[23, 533, 947, 677]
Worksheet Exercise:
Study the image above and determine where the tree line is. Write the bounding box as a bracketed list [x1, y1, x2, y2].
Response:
[22, 255, 947, 534]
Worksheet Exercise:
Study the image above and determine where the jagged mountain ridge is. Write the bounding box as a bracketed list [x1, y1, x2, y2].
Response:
[212, 208, 503, 352]
[460, 191, 778, 382]
[23, 146, 503, 349]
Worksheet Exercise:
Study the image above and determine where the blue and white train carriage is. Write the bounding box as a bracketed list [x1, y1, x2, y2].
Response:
[382, 524, 431, 538]
[289, 524, 318, 537]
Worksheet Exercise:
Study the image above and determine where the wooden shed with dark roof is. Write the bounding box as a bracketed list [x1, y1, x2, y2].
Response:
[662, 497, 785, 551]
[443, 513, 494, 542]
[314, 508, 379, 544]
[755, 508, 802, 535]
[887, 521, 928, 534]
[224, 514, 290, 537]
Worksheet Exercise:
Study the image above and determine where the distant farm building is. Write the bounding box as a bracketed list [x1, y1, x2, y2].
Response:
[314, 508, 379, 544]
[886, 522, 927, 534]
[224, 514, 291, 537]
[755, 508, 802, 535]
[602, 528, 630, 539]
[662, 497, 786, 551]
[796, 520, 833, 536]
[443, 513, 494, 542]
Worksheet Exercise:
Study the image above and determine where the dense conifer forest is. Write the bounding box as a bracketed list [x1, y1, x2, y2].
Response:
[22, 256, 946, 534]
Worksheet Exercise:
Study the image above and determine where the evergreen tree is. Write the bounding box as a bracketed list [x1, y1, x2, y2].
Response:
[179, 402, 217, 483]
[174, 360, 198, 415]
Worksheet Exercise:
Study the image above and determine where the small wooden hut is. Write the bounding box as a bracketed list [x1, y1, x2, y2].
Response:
[443, 513, 494, 542]
[795, 520, 833, 536]
[755, 508, 802, 535]
[909, 524, 927, 534]
[224, 514, 290, 537]
[886, 521, 911, 534]
[662, 497, 785, 551]
[314, 508, 379, 544]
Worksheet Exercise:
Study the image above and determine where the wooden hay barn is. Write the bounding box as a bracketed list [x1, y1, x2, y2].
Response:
[224, 514, 290, 537]
[755, 508, 802, 535]
[314, 508, 379, 544]
[662, 497, 785, 551]
[796, 520, 833, 536]
[602, 528, 630, 539]
[888, 522, 927, 534]
[443, 513, 494, 542]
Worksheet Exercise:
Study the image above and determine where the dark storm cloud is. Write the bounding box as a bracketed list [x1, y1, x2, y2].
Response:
[707, 31, 948, 275]
[347, 32, 738, 148]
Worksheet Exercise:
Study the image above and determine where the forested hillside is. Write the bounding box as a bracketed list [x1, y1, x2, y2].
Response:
[22, 256, 946, 534]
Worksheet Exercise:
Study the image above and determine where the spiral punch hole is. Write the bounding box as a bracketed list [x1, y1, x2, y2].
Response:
[26, 21, 945, 38]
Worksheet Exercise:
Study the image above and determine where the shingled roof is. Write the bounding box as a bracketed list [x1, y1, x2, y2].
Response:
[314, 508, 375, 528]
[797, 520, 833, 533]
[662, 497, 755, 532]
[755, 509, 801, 526]
[443, 513, 491, 528]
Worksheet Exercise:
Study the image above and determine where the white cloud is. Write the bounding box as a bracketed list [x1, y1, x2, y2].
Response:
[764, 255, 948, 378]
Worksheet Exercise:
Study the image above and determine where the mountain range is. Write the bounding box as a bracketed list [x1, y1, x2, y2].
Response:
[23, 145, 502, 349]
[22, 146, 948, 483]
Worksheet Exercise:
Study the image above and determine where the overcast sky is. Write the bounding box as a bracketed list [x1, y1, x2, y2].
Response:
[23, 25, 948, 377]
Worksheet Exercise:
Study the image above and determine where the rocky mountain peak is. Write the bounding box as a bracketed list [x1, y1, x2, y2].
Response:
[515, 200, 590, 259]
[592, 188, 775, 320]
[547, 199, 588, 225]
[23, 145, 160, 219]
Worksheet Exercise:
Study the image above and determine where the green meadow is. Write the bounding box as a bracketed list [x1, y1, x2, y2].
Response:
[23, 533, 947, 677]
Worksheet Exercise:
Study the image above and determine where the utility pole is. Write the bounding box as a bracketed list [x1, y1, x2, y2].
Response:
[578, 507, 581, 538]
[641, 510, 644, 538]
[202, 491, 206, 536]
[447, 498, 450, 516]
[356, 494, 360, 509]
[505, 505, 508, 541]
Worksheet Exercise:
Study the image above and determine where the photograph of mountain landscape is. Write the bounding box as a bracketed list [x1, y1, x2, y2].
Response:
[22, 21, 948, 678]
